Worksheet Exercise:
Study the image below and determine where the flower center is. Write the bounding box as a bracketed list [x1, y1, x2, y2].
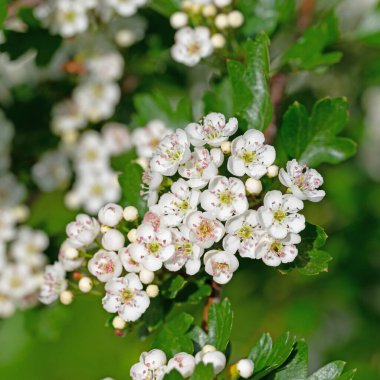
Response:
[270, 242, 283, 255]
[91, 184, 104, 196]
[273, 209, 286, 222]
[241, 150, 255, 164]
[187, 42, 200, 55]
[121, 288, 133, 303]
[238, 224, 253, 239]
[219, 190, 234, 205]
[86, 149, 98, 161]
[147, 242, 161, 255]
[176, 242, 192, 257]
[10, 277, 23, 288]
[101, 260, 114, 273]
[196, 219, 214, 240]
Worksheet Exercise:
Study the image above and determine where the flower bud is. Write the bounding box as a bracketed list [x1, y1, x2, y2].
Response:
[237, 359, 254, 378]
[267, 165, 279, 178]
[202, 344, 216, 353]
[102, 229, 125, 251]
[64, 246, 79, 260]
[127, 228, 137, 243]
[167, 353, 196, 378]
[115, 29, 135, 47]
[65, 191, 81, 209]
[211, 33, 226, 49]
[220, 141, 231, 154]
[245, 178, 262, 195]
[139, 269, 155, 284]
[214, 0, 232, 7]
[98, 203, 123, 227]
[147, 284, 159, 298]
[195, 350, 226, 375]
[202, 4, 217, 17]
[170, 12, 188, 29]
[227, 10, 244, 28]
[215, 14, 229, 29]
[112, 316, 126, 330]
[181, 0, 192, 11]
[123, 206, 138, 222]
[60, 290, 74, 305]
[78, 277, 93, 293]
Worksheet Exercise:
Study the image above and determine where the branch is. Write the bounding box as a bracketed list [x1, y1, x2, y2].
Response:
[201, 280, 222, 332]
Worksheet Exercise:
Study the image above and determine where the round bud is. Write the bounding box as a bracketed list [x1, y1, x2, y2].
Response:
[237, 359, 254, 378]
[65, 191, 81, 210]
[139, 269, 155, 284]
[127, 228, 137, 243]
[267, 165, 279, 178]
[60, 290, 74, 305]
[201, 351, 226, 375]
[245, 178, 262, 195]
[12, 205, 29, 223]
[112, 316, 126, 330]
[123, 206, 138, 222]
[102, 229, 125, 251]
[214, 14, 229, 29]
[146, 284, 159, 298]
[214, 0, 232, 7]
[211, 33, 226, 49]
[170, 12, 188, 29]
[220, 141, 231, 154]
[202, 4, 217, 17]
[64, 246, 79, 260]
[115, 29, 135, 47]
[181, 0, 192, 11]
[98, 203, 123, 227]
[227, 10, 244, 28]
[202, 344, 216, 353]
[78, 277, 93, 293]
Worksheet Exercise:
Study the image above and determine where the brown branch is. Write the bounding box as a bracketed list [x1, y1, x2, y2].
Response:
[201, 280, 222, 332]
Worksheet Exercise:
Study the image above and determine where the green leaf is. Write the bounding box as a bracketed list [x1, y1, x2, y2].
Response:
[161, 275, 188, 299]
[203, 79, 234, 117]
[227, 33, 273, 132]
[336, 369, 357, 380]
[149, 0, 181, 17]
[154, 312, 194, 357]
[142, 298, 167, 332]
[164, 369, 184, 380]
[176, 279, 212, 304]
[308, 361, 346, 380]
[284, 13, 342, 70]
[0, 0, 7, 29]
[355, 9, 380, 46]
[187, 326, 209, 352]
[279, 97, 356, 167]
[189, 363, 214, 380]
[249, 333, 273, 372]
[110, 149, 137, 172]
[208, 298, 233, 351]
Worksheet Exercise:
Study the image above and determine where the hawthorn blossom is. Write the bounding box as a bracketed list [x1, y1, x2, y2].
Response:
[39, 262, 68, 304]
[102, 123, 131, 155]
[98, 203, 123, 227]
[256, 233, 301, 267]
[66, 214, 100, 248]
[127, 223, 175, 271]
[119, 246, 142, 273]
[195, 350, 226, 375]
[150, 129, 191, 176]
[204, 250, 239, 284]
[130, 349, 167, 380]
[51, 99, 86, 135]
[88, 249, 123, 282]
[258, 190, 305, 239]
[185, 113, 238, 147]
[141, 169, 163, 207]
[227, 129, 276, 179]
[223, 210, 264, 258]
[105, 0, 147, 17]
[102, 273, 150, 322]
[153, 179, 200, 227]
[200, 176, 248, 221]
[58, 240, 84, 271]
[167, 353, 196, 378]
[171, 26, 213, 67]
[279, 159, 326, 202]
[86, 53, 124, 81]
[183, 211, 225, 249]
[178, 147, 224, 189]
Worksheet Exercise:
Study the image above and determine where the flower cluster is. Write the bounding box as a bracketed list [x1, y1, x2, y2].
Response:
[129, 345, 254, 379]
[170, 0, 244, 66]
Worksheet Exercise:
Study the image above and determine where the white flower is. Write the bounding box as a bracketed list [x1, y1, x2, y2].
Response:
[0, 208, 17, 242]
[119, 246, 142, 273]
[10, 227, 48, 268]
[228, 129, 276, 179]
[201, 176, 248, 221]
[66, 214, 100, 248]
[127, 223, 175, 271]
[167, 352, 196, 378]
[185, 113, 238, 147]
[102, 229, 125, 251]
[58, 240, 84, 271]
[178, 147, 224, 189]
[54, 0, 89, 37]
[102, 122, 131, 155]
[0, 173, 26, 208]
[258, 190, 305, 239]
[195, 350, 226, 375]
[150, 129, 191, 176]
[86, 53, 124, 81]
[130, 349, 167, 380]
[141, 169, 163, 207]
[52, 100, 86, 135]
[183, 211, 225, 249]
[153, 179, 200, 227]
[256, 233, 301, 267]
[164, 229, 203, 275]
[39, 262, 68, 304]
[102, 273, 150, 322]
[132, 120, 170, 159]
[204, 250, 239, 284]
[105, 0, 147, 17]
[88, 249, 123, 282]
[223, 210, 263, 258]
[98, 203, 123, 227]
[171, 26, 213, 66]
[279, 159, 326, 202]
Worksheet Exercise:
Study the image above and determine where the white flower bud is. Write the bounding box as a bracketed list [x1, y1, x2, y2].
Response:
[214, 0, 232, 7]
[195, 350, 226, 375]
[245, 178, 262, 195]
[115, 29, 135, 47]
[78, 277, 93, 293]
[267, 165, 279, 178]
[139, 269, 155, 284]
[215, 14, 229, 29]
[146, 284, 159, 298]
[202, 4, 217, 17]
[98, 203, 123, 227]
[64, 246, 79, 260]
[202, 344, 216, 353]
[220, 140, 231, 154]
[102, 229, 125, 251]
[12, 205, 29, 222]
[60, 290, 74, 305]
[227, 10, 244, 28]
[127, 228, 137, 243]
[123, 206, 138, 222]
[211, 33, 226, 49]
[170, 12, 188, 29]
[237, 359, 254, 378]
[112, 315, 126, 329]
[65, 191, 81, 209]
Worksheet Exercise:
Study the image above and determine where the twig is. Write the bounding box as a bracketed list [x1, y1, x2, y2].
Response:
[201, 280, 222, 332]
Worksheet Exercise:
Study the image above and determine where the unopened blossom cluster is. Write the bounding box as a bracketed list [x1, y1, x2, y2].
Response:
[170, 0, 245, 66]
[35, 0, 147, 38]
[129, 345, 254, 379]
